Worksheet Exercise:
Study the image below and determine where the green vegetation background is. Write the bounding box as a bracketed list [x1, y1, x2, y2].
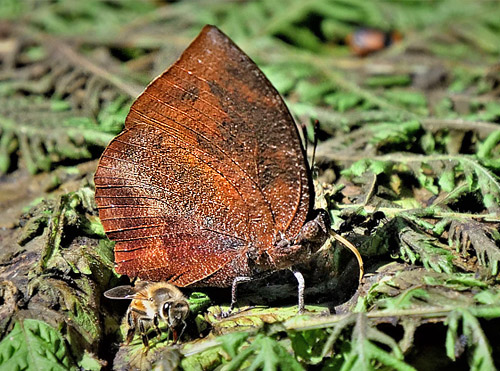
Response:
[1, 0, 500, 370]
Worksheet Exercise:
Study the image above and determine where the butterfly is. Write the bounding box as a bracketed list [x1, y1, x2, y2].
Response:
[95, 25, 363, 313]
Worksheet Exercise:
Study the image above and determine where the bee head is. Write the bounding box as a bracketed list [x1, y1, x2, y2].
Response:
[162, 300, 190, 327]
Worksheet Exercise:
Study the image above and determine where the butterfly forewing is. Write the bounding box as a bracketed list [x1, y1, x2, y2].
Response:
[94, 25, 313, 287]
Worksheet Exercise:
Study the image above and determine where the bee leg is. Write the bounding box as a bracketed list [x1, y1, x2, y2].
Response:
[172, 321, 187, 344]
[139, 319, 149, 348]
[153, 313, 162, 338]
[125, 309, 136, 345]
[126, 328, 136, 345]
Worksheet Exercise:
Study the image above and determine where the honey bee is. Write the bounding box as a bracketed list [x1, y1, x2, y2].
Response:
[104, 282, 189, 347]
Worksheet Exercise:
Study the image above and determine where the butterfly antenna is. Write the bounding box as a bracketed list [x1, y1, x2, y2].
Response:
[300, 122, 309, 153]
[311, 119, 320, 175]
[330, 231, 364, 282]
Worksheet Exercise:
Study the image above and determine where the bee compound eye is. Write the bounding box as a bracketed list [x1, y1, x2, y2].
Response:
[162, 302, 171, 316]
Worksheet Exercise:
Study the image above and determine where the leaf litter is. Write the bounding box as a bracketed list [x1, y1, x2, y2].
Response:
[1, 0, 500, 370]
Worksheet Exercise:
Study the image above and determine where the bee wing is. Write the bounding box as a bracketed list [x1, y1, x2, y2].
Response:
[104, 285, 147, 300]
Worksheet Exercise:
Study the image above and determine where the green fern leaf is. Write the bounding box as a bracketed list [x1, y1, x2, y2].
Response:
[221, 333, 304, 371]
[446, 309, 496, 371]
[342, 314, 415, 371]
[0, 97, 125, 174]
[399, 226, 455, 274]
[0, 319, 76, 371]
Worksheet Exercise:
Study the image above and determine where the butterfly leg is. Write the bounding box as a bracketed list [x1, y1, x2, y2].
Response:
[220, 276, 253, 318]
[291, 269, 305, 314]
[221, 271, 278, 318]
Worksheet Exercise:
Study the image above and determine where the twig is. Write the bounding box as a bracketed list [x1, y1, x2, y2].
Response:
[48, 38, 143, 98]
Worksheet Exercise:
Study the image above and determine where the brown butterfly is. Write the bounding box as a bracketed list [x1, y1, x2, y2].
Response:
[95, 25, 363, 313]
